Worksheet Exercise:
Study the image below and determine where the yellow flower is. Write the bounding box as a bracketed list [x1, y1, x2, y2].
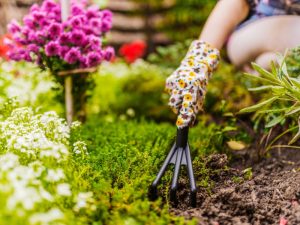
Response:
[188, 60, 194, 67]
[209, 54, 218, 60]
[178, 79, 186, 88]
[189, 71, 196, 77]
[183, 102, 189, 108]
[176, 117, 184, 126]
[184, 93, 193, 102]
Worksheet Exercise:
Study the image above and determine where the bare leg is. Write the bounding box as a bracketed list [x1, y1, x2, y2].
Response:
[227, 15, 300, 70]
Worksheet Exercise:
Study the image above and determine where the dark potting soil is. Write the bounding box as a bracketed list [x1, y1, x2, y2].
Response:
[170, 149, 300, 225]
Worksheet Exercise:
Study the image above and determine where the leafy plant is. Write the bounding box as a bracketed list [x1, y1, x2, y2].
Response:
[239, 51, 300, 151]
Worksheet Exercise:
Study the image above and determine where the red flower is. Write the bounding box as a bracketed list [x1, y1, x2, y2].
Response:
[119, 40, 147, 63]
[0, 34, 12, 60]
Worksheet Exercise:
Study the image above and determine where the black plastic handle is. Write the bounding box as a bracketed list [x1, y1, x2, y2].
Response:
[176, 127, 189, 148]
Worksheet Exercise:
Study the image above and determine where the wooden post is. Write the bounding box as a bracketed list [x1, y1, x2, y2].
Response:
[61, 0, 73, 126]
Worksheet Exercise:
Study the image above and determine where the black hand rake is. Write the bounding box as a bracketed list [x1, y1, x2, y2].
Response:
[148, 126, 197, 207]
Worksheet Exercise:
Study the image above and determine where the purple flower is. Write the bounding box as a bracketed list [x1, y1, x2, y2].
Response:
[58, 32, 70, 45]
[64, 47, 81, 64]
[79, 55, 88, 68]
[39, 18, 50, 28]
[101, 10, 113, 20]
[59, 46, 70, 58]
[28, 44, 40, 54]
[7, 20, 21, 34]
[71, 5, 84, 16]
[103, 47, 115, 61]
[32, 12, 46, 21]
[89, 18, 102, 28]
[41, 0, 57, 11]
[45, 41, 60, 56]
[69, 15, 85, 28]
[48, 23, 62, 39]
[101, 20, 112, 32]
[30, 4, 40, 13]
[7, 50, 22, 61]
[88, 35, 101, 49]
[33, 31, 46, 45]
[23, 15, 35, 29]
[86, 51, 102, 67]
[70, 30, 86, 46]
[86, 7, 99, 19]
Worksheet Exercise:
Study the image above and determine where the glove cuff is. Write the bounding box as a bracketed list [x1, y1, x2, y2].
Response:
[182, 40, 220, 72]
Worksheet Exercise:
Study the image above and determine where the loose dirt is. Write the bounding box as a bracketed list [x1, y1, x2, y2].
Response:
[170, 149, 300, 225]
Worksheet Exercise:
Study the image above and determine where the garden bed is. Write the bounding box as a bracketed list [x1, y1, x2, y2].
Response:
[171, 149, 300, 225]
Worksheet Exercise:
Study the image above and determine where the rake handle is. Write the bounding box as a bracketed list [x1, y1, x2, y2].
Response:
[176, 127, 189, 148]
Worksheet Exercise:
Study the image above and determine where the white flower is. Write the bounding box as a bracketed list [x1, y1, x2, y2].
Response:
[0, 153, 19, 170]
[45, 169, 65, 182]
[73, 192, 96, 212]
[29, 208, 64, 225]
[73, 141, 88, 155]
[56, 183, 72, 197]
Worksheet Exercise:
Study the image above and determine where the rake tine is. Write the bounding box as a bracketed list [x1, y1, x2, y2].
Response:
[149, 127, 197, 207]
[170, 146, 184, 205]
[186, 144, 197, 207]
[148, 143, 176, 200]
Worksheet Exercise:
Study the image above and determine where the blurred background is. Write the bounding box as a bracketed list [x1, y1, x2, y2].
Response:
[0, 0, 216, 52]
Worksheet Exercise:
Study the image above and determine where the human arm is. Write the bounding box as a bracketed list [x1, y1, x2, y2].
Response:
[166, 0, 251, 128]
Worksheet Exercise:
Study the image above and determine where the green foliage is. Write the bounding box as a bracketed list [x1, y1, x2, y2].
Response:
[89, 60, 175, 122]
[132, 0, 216, 42]
[148, 40, 192, 68]
[240, 51, 300, 147]
[78, 116, 233, 224]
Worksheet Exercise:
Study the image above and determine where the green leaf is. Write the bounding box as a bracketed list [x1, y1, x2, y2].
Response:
[248, 86, 273, 92]
[289, 117, 300, 145]
[239, 96, 279, 114]
[251, 62, 277, 82]
[265, 115, 285, 128]
[243, 73, 278, 85]
[286, 106, 300, 116]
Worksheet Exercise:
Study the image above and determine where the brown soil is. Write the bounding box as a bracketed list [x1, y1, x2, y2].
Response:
[170, 149, 300, 225]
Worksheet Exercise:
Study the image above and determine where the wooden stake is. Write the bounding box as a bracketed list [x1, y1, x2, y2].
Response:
[65, 76, 73, 126]
[61, 0, 73, 125]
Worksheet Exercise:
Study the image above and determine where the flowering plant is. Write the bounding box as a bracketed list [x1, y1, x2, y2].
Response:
[7, 0, 114, 73]
[119, 40, 146, 63]
[0, 34, 12, 60]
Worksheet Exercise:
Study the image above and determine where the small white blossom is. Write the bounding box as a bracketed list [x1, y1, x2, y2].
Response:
[29, 208, 64, 225]
[56, 183, 72, 197]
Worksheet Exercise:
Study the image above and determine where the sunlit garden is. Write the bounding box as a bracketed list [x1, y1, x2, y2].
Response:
[1, 0, 300, 224]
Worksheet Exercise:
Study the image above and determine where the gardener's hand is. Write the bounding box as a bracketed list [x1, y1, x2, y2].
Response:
[165, 40, 220, 128]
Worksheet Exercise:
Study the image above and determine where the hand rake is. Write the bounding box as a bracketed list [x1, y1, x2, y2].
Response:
[148, 126, 197, 207]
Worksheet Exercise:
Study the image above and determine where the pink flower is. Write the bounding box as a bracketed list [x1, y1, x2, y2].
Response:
[70, 30, 86, 46]
[103, 47, 115, 61]
[41, 0, 57, 12]
[7, 20, 21, 34]
[48, 23, 62, 39]
[45, 41, 60, 56]
[8, 0, 114, 69]
[86, 51, 102, 67]
[64, 47, 81, 64]
[101, 20, 112, 32]
[70, 16, 84, 28]
[58, 33, 70, 45]
[59, 46, 70, 58]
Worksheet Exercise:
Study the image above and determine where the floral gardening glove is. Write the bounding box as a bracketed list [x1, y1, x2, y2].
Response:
[165, 40, 220, 128]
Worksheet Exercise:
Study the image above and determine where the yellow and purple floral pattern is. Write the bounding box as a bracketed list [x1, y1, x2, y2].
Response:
[165, 40, 220, 128]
